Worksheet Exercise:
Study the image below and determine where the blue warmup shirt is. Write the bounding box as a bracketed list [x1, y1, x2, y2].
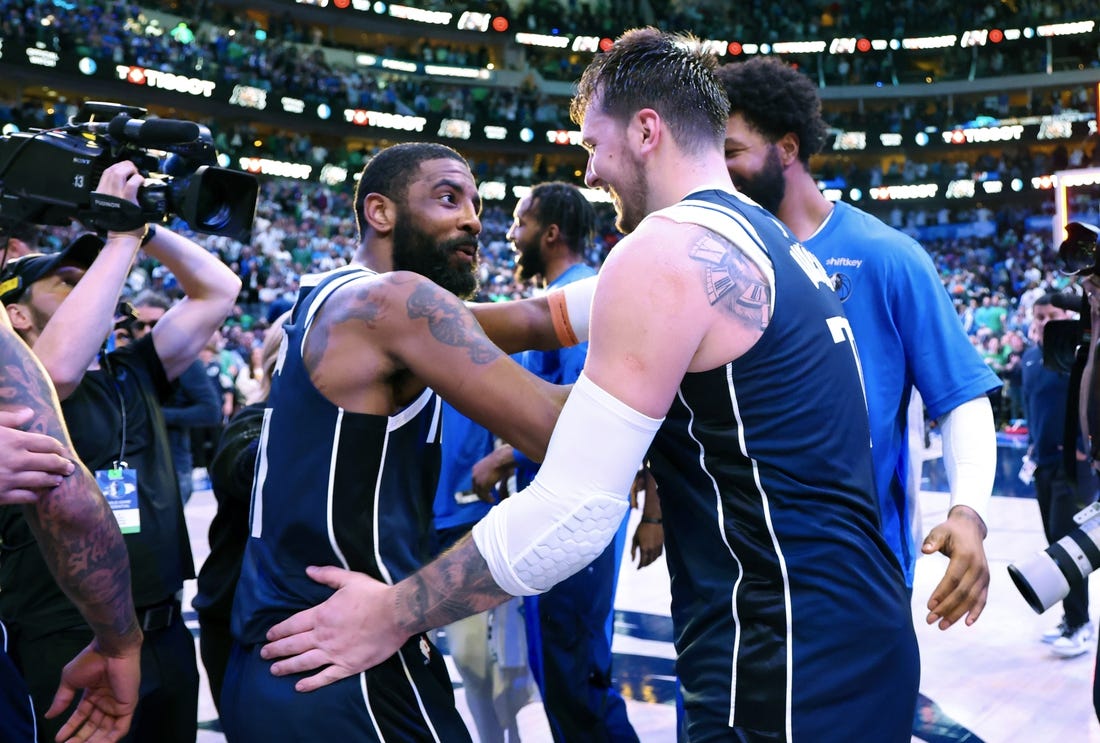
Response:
[807, 200, 1001, 585]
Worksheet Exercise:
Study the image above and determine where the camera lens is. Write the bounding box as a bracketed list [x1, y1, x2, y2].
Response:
[1008, 502, 1100, 614]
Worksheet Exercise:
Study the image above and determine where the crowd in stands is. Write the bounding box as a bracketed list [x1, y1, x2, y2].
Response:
[3, 0, 1100, 432]
[4, 86, 1097, 221]
[3, 0, 1096, 178]
[1, 0, 1096, 113]
[13, 163, 1096, 436]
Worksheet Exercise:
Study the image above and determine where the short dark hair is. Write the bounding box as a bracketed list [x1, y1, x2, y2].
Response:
[570, 27, 728, 156]
[527, 182, 595, 256]
[715, 58, 828, 165]
[353, 142, 467, 238]
[132, 289, 172, 311]
[0, 223, 40, 245]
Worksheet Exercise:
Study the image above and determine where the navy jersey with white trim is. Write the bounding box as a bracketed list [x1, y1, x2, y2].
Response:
[646, 190, 917, 741]
[232, 266, 443, 647]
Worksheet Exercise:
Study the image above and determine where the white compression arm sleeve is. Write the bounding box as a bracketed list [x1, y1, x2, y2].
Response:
[472, 372, 663, 596]
[938, 395, 996, 523]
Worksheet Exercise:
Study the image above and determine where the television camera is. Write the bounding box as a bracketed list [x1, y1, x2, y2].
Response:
[0, 102, 257, 243]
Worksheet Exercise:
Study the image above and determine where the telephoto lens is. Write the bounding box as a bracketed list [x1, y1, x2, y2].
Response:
[1008, 501, 1100, 614]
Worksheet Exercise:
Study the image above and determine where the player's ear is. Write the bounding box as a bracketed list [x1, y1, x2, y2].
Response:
[776, 132, 801, 167]
[6, 301, 33, 333]
[363, 192, 397, 235]
[636, 108, 661, 154]
[543, 223, 561, 248]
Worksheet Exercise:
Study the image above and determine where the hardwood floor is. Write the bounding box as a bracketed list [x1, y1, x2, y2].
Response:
[186, 488, 1100, 743]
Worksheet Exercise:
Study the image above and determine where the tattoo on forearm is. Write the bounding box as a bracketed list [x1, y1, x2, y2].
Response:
[689, 232, 771, 331]
[24, 474, 140, 646]
[407, 282, 502, 365]
[1, 329, 140, 648]
[395, 536, 511, 634]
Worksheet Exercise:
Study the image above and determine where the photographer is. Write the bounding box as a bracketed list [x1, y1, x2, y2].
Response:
[1022, 294, 1094, 656]
[0, 160, 241, 742]
[1081, 272, 1100, 721]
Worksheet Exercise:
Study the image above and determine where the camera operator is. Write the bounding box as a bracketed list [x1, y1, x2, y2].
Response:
[0, 159, 241, 742]
[1080, 273, 1100, 721]
[1022, 294, 1094, 656]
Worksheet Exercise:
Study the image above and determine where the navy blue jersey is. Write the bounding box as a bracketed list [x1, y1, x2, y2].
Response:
[225, 266, 470, 742]
[645, 191, 918, 742]
[233, 266, 444, 646]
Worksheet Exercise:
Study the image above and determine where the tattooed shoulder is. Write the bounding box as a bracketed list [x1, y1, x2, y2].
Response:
[406, 279, 502, 365]
[688, 228, 771, 331]
[303, 277, 389, 370]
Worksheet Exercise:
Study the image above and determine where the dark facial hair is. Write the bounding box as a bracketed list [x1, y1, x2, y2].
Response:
[392, 208, 479, 300]
[734, 144, 786, 216]
[514, 228, 547, 283]
[612, 150, 649, 234]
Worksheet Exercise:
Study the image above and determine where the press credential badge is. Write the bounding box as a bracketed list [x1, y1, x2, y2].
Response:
[95, 465, 140, 534]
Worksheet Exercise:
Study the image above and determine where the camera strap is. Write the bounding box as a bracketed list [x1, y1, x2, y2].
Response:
[77, 192, 147, 232]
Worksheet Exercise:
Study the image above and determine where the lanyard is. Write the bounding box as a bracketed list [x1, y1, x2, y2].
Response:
[100, 351, 128, 470]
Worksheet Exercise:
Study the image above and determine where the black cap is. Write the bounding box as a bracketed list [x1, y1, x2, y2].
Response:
[0, 233, 104, 305]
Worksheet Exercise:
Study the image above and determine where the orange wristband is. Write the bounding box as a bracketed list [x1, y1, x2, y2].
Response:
[548, 290, 579, 347]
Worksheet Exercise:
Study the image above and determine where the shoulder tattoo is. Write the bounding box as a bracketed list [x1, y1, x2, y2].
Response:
[406, 281, 502, 365]
[304, 279, 387, 370]
[689, 231, 771, 331]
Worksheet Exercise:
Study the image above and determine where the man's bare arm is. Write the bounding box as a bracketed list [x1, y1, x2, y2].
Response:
[29, 163, 145, 400]
[146, 226, 241, 382]
[311, 272, 567, 461]
[470, 274, 597, 353]
[469, 295, 566, 353]
[0, 322, 140, 652]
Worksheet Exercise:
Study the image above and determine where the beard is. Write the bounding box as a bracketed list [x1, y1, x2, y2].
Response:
[392, 211, 479, 300]
[611, 152, 648, 234]
[513, 233, 546, 283]
[733, 145, 786, 216]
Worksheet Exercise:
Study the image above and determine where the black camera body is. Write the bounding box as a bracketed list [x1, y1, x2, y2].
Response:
[1041, 222, 1100, 373]
[1042, 292, 1091, 374]
[0, 102, 258, 243]
[1059, 221, 1100, 278]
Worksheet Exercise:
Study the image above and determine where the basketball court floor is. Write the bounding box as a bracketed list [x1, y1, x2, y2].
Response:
[185, 487, 1100, 742]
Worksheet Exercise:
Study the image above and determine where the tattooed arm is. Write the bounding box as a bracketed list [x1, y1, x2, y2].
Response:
[0, 318, 142, 742]
[307, 271, 567, 461]
[0, 406, 74, 505]
[261, 220, 767, 691]
[260, 536, 507, 692]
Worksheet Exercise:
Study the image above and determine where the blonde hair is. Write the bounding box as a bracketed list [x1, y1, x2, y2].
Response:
[257, 312, 289, 401]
